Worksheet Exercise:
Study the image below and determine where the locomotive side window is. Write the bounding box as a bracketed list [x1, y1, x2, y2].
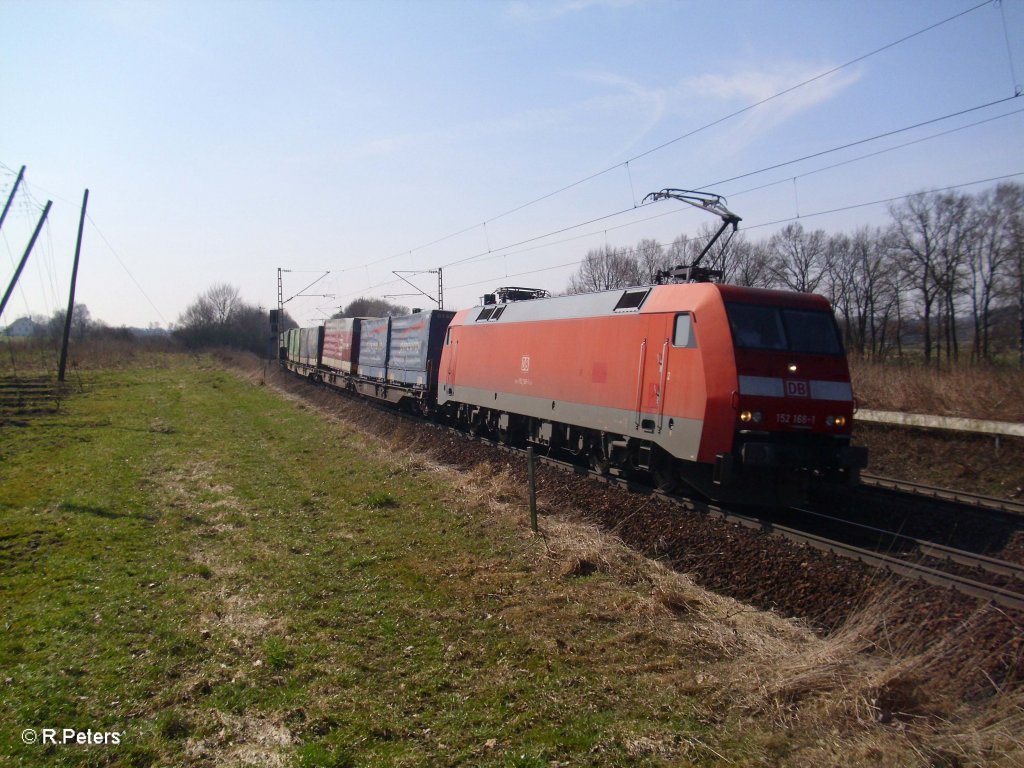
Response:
[726, 303, 842, 355]
[613, 289, 650, 312]
[672, 313, 696, 348]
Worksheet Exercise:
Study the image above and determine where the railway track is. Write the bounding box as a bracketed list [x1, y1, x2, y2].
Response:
[860, 472, 1024, 521]
[780, 504, 1024, 611]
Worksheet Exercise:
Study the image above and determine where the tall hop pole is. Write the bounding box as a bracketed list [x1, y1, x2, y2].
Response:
[0, 200, 52, 321]
[0, 165, 26, 234]
[58, 189, 89, 382]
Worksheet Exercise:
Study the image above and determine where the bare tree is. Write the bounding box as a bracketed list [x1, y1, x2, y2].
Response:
[931, 192, 973, 363]
[890, 193, 944, 364]
[1000, 184, 1024, 366]
[175, 284, 268, 355]
[664, 234, 690, 268]
[634, 238, 670, 284]
[46, 303, 92, 341]
[722, 237, 773, 288]
[966, 186, 1015, 362]
[567, 245, 641, 294]
[824, 233, 854, 347]
[768, 222, 829, 293]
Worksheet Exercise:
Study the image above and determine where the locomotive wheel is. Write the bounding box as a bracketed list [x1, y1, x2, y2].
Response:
[589, 449, 610, 475]
[653, 465, 678, 493]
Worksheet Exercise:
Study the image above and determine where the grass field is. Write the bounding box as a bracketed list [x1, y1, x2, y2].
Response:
[1, 351, 1020, 766]
[848, 358, 1024, 422]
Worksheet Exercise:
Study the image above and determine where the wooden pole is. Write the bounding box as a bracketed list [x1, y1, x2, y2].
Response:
[0, 165, 26, 234]
[0, 200, 52, 321]
[527, 447, 538, 533]
[58, 189, 89, 382]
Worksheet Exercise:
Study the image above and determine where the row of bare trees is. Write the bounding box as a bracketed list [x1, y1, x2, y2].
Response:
[174, 283, 292, 356]
[565, 183, 1024, 366]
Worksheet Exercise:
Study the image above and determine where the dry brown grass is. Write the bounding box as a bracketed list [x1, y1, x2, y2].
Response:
[0, 334, 180, 377]
[849, 358, 1024, 422]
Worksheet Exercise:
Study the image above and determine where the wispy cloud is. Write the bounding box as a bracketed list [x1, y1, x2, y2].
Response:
[679, 63, 864, 151]
[336, 61, 861, 173]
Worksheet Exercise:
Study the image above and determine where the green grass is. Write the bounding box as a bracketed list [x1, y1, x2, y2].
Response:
[0, 355, 748, 766]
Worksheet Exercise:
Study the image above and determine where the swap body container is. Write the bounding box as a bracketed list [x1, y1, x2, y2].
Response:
[298, 326, 324, 368]
[286, 328, 301, 364]
[321, 318, 362, 373]
[356, 317, 391, 380]
[387, 310, 456, 390]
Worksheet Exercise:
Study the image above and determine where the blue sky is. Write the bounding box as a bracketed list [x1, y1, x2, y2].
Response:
[2, 0, 1023, 328]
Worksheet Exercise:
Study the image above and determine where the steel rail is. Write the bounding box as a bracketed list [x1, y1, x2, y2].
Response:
[860, 473, 1024, 519]
[789, 505, 1024, 581]
[702, 505, 1024, 612]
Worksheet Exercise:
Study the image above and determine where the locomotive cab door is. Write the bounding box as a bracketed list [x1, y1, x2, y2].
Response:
[443, 327, 458, 396]
[634, 316, 670, 434]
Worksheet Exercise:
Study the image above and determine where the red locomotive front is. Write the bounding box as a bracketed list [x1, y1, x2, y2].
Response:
[710, 285, 866, 495]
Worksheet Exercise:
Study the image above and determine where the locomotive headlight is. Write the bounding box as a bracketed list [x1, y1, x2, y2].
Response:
[740, 410, 753, 423]
[834, 415, 847, 427]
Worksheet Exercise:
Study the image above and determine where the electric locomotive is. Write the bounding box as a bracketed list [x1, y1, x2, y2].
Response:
[437, 282, 866, 504]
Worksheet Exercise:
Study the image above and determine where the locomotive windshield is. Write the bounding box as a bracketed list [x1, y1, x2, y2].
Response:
[726, 303, 842, 355]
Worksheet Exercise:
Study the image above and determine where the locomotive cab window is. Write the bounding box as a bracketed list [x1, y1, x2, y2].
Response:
[726, 303, 842, 355]
[672, 313, 696, 348]
[781, 309, 842, 355]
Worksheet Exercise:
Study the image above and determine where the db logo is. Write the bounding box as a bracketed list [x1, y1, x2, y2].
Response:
[521, 356, 530, 372]
[785, 379, 810, 398]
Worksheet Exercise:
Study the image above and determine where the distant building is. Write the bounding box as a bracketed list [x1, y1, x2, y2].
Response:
[1, 316, 43, 337]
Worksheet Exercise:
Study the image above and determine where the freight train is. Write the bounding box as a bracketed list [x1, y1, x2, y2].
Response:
[277, 282, 867, 504]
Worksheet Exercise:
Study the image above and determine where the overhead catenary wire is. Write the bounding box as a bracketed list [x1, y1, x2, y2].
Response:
[698, 95, 1020, 192]
[426, 97, 1023, 275]
[309, 104, 1024, 317]
[998, 0, 1022, 95]
[85, 214, 169, 326]
[392, 103, 1024, 275]
[294, 90, 1023, 325]
[446, 170, 1024, 295]
[312, 0, 1001, 282]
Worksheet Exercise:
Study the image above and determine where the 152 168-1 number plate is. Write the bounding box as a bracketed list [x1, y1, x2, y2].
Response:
[776, 413, 815, 426]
